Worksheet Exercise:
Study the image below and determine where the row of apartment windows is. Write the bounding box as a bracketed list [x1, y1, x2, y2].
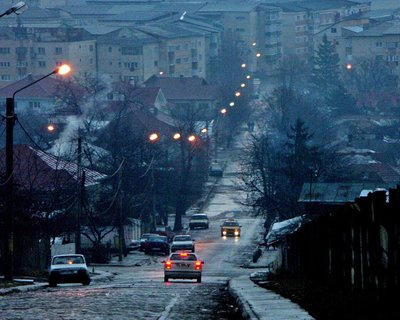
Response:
[376, 42, 398, 48]
[167, 42, 202, 52]
[296, 37, 308, 43]
[0, 61, 65, 68]
[0, 47, 64, 55]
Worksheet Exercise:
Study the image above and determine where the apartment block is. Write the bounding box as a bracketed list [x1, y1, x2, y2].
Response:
[198, 1, 282, 75]
[0, 25, 96, 88]
[341, 19, 400, 75]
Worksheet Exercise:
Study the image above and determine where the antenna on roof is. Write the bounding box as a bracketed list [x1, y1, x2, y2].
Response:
[180, 11, 187, 21]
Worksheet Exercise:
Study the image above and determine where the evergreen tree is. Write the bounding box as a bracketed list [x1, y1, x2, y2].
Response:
[312, 34, 341, 93]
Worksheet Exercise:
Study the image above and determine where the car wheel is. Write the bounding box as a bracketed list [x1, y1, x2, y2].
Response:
[197, 276, 202, 283]
[192, 248, 195, 253]
[164, 275, 169, 282]
[144, 250, 149, 255]
[206, 224, 209, 229]
[82, 278, 91, 286]
[48, 281, 57, 287]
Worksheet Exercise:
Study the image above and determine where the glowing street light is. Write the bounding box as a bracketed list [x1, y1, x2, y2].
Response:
[201, 128, 208, 134]
[241, 63, 246, 68]
[246, 75, 251, 80]
[187, 135, 196, 142]
[240, 83, 246, 88]
[252, 42, 257, 46]
[220, 108, 227, 115]
[149, 132, 159, 141]
[235, 91, 241, 97]
[173, 132, 181, 140]
[47, 124, 56, 132]
[3, 63, 71, 280]
[159, 71, 164, 75]
[346, 63, 353, 70]
[256, 52, 261, 58]
[229, 102, 235, 107]
[0, 1, 28, 18]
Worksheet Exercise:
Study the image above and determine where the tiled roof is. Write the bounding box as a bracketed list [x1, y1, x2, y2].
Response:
[0, 76, 81, 99]
[143, 76, 221, 101]
[0, 75, 66, 99]
[0, 145, 107, 191]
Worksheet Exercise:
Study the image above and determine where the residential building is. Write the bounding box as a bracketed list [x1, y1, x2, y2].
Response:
[269, 0, 371, 62]
[143, 75, 221, 121]
[198, 1, 282, 75]
[0, 25, 96, 88]
[339, 19, 400, 76]
[135, 24, 208, 79]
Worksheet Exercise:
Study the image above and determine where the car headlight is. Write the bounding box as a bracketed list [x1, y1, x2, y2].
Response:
[234, 230, 240, 236]
[222, 230, 227, 235]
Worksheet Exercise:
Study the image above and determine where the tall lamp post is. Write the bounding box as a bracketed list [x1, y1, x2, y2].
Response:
[0, 2, 28, 18]
[3, 64, 71, 281]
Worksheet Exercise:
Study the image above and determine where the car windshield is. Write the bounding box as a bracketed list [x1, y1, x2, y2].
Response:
[52, 256, 84, 265]
[170, 254, 197, 261]
[149, 236, 166, 242]
[191, 215, 207, 220]
[223, 221, 239, 227]
[174, 235, 191, 241]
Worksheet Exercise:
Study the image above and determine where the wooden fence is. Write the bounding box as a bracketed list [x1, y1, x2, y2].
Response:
[282, 185, 400, 301]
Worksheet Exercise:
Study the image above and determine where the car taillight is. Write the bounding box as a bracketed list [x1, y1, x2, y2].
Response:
[179, 253, 188, 257]
[165, 261, 172, 269]
[195, 261, 202, 270]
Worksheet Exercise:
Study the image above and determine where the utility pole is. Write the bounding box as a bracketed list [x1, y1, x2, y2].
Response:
[75, 136, 82, 254]
[118, 167, 124, 261]
[4, 98, 15, 280]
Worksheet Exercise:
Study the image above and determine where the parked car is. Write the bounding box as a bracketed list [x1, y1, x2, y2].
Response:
[155, 226, 175, 242]
[162, 252, 204, 283]
[48, 254, 91, 287]
[139, 233, 160, 251]
[142, 235, 170, 255]
[189, 214, 209, 230]
[209, 162, 223, 177]
[170, 234, 195, 252]
[220, 218, 241, 237]
[127, 239, 141, 252]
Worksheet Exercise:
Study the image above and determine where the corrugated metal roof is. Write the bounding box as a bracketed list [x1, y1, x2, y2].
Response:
[299, 182, 397, 203]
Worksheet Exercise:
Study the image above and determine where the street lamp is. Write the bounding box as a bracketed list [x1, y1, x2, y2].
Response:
[3, 64, 71, 280]
[0, 1, 28, 18]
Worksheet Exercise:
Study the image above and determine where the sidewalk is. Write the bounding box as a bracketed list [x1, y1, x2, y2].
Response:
[229, 248, 315, 320]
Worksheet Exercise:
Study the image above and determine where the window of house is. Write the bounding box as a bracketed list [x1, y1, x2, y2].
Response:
[38, 47, 45, 54]
[236, 16, 245, 20]
[331, 27, 337, 33]
[108, 47, 112, 52]
[154, 61, 158, 67]
[235, 28, 245, 32]
[169, 65, 175, 74]
[376, 42, 382, 47]
[55, 47, 63, 55]
[121, 47, 141, 55]
[89, 45, 94, 52]
[1, 74, 11, 80]
[192, 61, 198, 70]
[107, 93, 114, 100]
[0, 47, 11, 54]
[29, 101, 41, 109]
[183, 57, 189, 63]
[0, 61, 10, 67]
[38, 61, 46, 67]
[176, 58, 181, 64]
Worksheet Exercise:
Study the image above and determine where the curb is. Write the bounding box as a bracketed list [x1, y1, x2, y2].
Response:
[0, 270, 114, 296]
[228, 277, 259, 320]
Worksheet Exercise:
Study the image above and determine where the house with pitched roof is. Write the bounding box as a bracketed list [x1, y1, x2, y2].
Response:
[142, 75, 221, 121]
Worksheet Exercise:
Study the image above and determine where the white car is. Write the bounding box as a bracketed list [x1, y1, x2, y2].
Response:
[170, 234, 195, 252]
[189, 214, 209, 230]
[163, 252, 204, 283]
[48, 254, 91, 287]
